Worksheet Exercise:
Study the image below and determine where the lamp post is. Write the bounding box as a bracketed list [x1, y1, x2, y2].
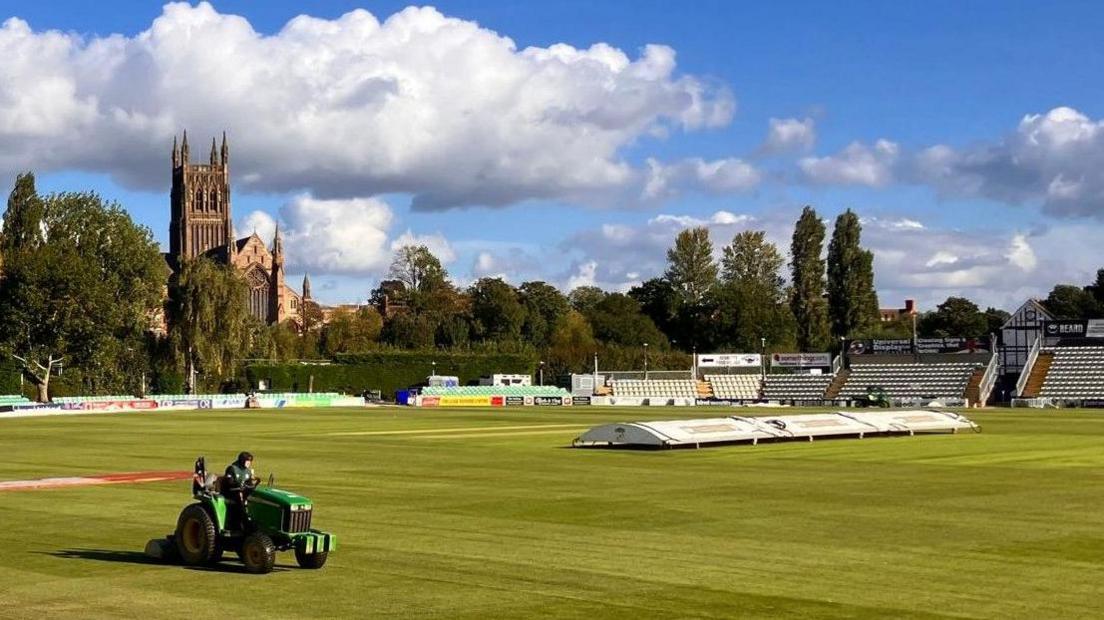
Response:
[760, 337, 767, 380]
[593, 351, 599, 395]
[431, 360, 436, 377]
[692, 343, 697, 380]
[539, 361, 545, 386]
[643, 342, 649, 381]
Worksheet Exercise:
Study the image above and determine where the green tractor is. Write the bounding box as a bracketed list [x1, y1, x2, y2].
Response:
[857, 385, 891, 408]
[146, 457, 336, 574]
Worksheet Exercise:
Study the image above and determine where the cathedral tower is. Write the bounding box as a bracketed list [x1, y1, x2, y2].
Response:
[170, 131, 233, 262]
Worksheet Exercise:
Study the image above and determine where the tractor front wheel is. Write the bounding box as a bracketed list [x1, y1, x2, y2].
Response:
[175, 504, 217, 566]
[241, 532, 276, 574]
[294, 548, 328, 569]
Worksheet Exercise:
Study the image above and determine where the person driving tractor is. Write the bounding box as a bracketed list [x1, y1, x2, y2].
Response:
[224, 451, 259, 504]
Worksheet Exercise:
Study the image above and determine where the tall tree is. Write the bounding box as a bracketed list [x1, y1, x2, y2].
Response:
[1043, 284, 1099, 319]
[918, 297, 988, 338]
[789, 206, 831, 351]
[629, 278, 680, 344]
[827, 209, 879, 340]
[983, 307, 1011, 336]
[388, 245, 447, 293]
[379, 244, 467, 348]
[468, 277, 526, 342]
[664, 227, 717, 305]
[584, 293, 667, 347]
[167, 258, 251, 392]
[546, 310, 598, 375]
[721, 230, 785, 296]
[0, 186, 165, 400]
[568, 286, 607, 315]
[519, 281, 569, 348]
[1086, 268, 1104, 308]
[0, 172, 45, 256]
[710, 230, 797, 351]
[322, 306, 383, 355]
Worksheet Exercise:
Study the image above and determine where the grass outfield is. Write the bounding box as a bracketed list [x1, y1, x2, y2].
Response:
[0, 407, 1102, 619]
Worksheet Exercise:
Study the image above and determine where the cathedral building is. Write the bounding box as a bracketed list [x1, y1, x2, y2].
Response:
[167, 131, 312, 326]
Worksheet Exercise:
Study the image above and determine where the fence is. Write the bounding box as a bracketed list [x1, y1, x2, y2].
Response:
[976, 352, 999, 406]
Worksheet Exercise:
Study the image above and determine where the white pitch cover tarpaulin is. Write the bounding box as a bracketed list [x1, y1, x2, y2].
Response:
[572, 410, 979, 448]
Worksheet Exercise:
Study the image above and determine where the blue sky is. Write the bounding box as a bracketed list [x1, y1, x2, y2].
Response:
[3, 1, 1103, 309]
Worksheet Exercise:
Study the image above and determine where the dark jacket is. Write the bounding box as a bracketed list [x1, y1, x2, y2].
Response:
[224, 462, 254, 492]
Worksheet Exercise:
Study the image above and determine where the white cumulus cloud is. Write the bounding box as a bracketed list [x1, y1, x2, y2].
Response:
[799, 107, 1104, 218]
[0, 3, 735, 210]
[761, 117, 816, 154]
[641, 157, 760, 200]
[799, 139, 899, 186]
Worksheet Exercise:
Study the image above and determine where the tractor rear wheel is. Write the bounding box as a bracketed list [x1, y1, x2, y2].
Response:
[241, 532, 276, 574]
[294, 548, 328, 569]
[175, 504, 217, 566]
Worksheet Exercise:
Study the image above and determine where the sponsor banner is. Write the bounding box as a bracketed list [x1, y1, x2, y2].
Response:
[0, 405, 69, 418]
[571, 396, 592, 406]
[915, 337, 989, 354]
[11, 403, 72, 412]
[1043, 319, 1104, 338]
[156, 399, 213, 410]
[533, 395, 566, 406]
[1091, 320, 1104, 338]
[420, 396, 440, 408]
[770, 352, 831, 368]
[848, 339, 907, 355]
[431, 395, 500, 407]
[696, 353, 761, 368]
[212, 397, 248, 409]
[62, 399, 160, 412]
[848, 337, 990, 355]
[505, 396, 526, 406]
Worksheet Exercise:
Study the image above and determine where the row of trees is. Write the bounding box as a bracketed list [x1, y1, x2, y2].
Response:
[3, 170, 1103, 399]
[351, 207, 883, 375]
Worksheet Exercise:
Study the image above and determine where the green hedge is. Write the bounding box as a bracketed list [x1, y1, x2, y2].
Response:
[245, 351, 538, 398]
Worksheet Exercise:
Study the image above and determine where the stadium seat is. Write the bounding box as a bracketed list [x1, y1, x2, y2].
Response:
[703, 375, 761, 400]
[762, 374, 832, 401]
[1038, 346, 1104, 399]
[610, 379, 697, 398]
[837, 362, 982, 399]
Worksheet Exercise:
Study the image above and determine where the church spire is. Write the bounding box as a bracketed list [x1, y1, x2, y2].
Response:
[181, 130, 189, 163]
[303, 273, 312, 300]
[220, 131, 229, 167]
[272, 224, 284, 265]
[172, 135, 179, 167]
[210, 137, 218, 165]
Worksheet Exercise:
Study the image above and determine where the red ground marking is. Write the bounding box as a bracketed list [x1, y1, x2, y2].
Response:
[0, 470, 192, 491]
